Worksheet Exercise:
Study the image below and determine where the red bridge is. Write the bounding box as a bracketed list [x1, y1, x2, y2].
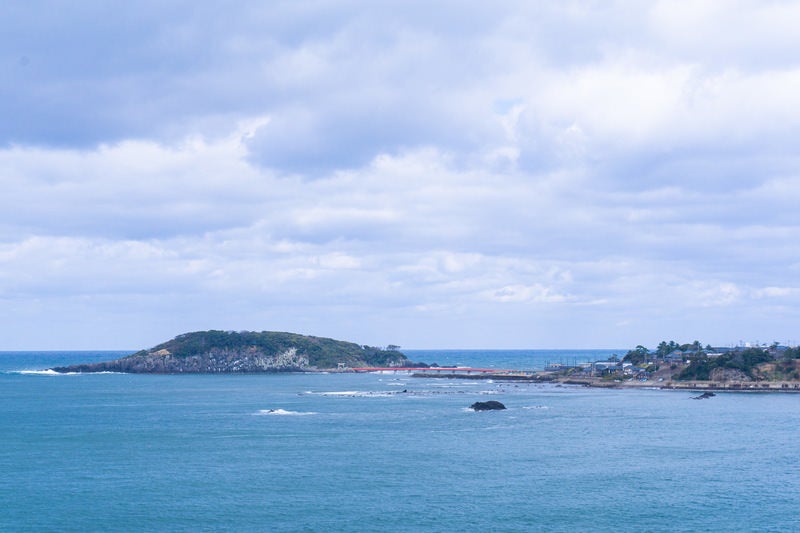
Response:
[351, 367, 517, 374]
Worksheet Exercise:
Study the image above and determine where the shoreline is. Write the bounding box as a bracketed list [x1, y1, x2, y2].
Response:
[33, 364, 800, 392]
[407, 370, 800, 392]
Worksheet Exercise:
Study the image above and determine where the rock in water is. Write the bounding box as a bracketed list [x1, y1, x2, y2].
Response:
[692, 391, 716, 400]
[469, 400, 506, 411]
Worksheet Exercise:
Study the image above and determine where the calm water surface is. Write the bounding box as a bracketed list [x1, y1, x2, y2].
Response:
[2, 351, 799, 532]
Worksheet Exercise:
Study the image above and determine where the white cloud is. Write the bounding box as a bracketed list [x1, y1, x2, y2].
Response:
[1, 2, 800, 349]
[692, 281, 743, 307]
[650, 0, 800, 67]
[754, 286, 800, 299]
[486, 284, 572, 304]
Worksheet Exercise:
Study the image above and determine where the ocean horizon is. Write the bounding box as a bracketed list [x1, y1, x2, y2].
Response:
[3, 350, 799, 532]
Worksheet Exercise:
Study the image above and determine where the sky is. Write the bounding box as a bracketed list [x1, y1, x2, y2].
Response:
[2, 1, 800, 350]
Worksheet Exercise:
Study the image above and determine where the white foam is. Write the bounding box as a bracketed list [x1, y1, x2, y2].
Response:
[311, 390, 360, 396]
[14, 369, 63, 375]
[523, 405, 551, 410]
[12, 369, 123, 376]
[255, 409, 317, 416]
[306, 390, 399, 398]
[13, 369, 91, 376]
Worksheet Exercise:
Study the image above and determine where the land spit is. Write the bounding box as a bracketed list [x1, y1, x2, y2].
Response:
[405, 369, 800, 392]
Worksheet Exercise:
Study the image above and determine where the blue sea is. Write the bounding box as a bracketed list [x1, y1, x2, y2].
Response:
[3, 349, 800, 532]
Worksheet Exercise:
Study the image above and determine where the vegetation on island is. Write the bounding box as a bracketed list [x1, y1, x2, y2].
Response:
[619, 340, 800, 382]
[52, 330, 411, 373]
[134, 330, 407, 369]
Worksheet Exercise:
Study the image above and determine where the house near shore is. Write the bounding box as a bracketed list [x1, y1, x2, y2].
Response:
[664, 350, 686, 363]
[593, 361, 622, 374]
[769, 345, 790, 357]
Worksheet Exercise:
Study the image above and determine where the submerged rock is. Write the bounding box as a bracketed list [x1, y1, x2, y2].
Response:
[692, 391, 716, 400]
[469, 400, 507, 411]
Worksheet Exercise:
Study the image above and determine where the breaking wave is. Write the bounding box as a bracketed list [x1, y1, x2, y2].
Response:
[255, 409, 317, 416]
[10, 369, 122, 376]
[308, 390, 398, 398]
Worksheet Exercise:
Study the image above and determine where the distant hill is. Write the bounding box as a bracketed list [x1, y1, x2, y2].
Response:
[52, 330, 410, 373]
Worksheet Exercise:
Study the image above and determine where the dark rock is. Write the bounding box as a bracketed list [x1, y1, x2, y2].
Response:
[469, 400, 506, 411]
[692, 391, 716, 400]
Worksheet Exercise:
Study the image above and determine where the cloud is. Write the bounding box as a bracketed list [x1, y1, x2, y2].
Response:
[649, 0, 800, 68]
[0, 123, 277, 240]
[486, 284, 572, 304]
[754, 286, 800, 299]
[1, 2, 800, 348]
[7, 2, 800, 183]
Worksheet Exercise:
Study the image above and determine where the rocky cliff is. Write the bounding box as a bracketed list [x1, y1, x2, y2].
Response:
[52, 330, 409, 373]
[709, 367, 752, 382]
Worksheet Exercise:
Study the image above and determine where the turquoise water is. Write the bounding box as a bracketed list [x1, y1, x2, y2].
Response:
[2, 350, 800, 532]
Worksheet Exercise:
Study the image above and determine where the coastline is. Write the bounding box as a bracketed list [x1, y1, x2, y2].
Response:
[407, 369, 800, 392]
[563, 377, 800, 392]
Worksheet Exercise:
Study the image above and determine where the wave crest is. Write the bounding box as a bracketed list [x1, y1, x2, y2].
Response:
[255, 409, 317, 416]
[10, 369, 123, 376]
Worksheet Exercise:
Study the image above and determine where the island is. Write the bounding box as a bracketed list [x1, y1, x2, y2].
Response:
[51, 330, 413, 373]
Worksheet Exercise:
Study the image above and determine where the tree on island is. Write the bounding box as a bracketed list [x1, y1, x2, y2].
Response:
[677, 347, 772, 381]
[782, 346, 800, 359]
[618, 339, 800, 382]
[622, 345, 650, 365]
[656, 340, 679, 358]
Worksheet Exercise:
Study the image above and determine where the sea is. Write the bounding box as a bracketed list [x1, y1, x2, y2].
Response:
[3, 349, 800, 532]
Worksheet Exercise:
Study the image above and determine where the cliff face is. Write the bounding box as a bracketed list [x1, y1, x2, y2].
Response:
[52, 330, 409, 373]
[709, 367, 752, 382]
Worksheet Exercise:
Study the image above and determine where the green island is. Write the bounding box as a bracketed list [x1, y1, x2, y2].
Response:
[51, 330, 413, 373]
